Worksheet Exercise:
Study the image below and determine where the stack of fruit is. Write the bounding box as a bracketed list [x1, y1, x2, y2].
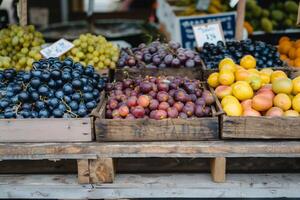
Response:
[118, 41, 201, 69]
[0, 25, 45, 71]
[175, 0, 231, 16]
[200, 40, 282, 69]
[277, 36, 300, 68]
[245, 0, 298, 32]
[208, 56, 300, 117]
[65, 33, 119, 70]
[105, 76, 215, 119]
[0, 57, 107, 119]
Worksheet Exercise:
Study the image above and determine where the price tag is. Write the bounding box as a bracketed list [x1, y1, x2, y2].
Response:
[40, 38, 74, 58]
[196, 0, 211, 11]
[192, 21, 225, 48]
[230, 0, 239, 8]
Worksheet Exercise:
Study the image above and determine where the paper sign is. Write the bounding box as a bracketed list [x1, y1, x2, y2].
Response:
[196, 0, 211, 11]
[230, 0, 239, 8]
[297, 2, 300, 25]
[192, 21, 225, 48]
[40, 39, 74, 58]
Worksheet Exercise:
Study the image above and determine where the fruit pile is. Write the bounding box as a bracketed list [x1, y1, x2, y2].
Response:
[0, 25, 45, 71]
[200, 40, 283, 69]
[0, 57, 107, 119]
[105, 76, 215, 119]
[277, 36, 300, 68]
[117, 41, 201, 69]
[175, 0, 231, 16]
[245, 0, 298, 32]
[208, 57, 300, 117]
[65, 33, 119, 70]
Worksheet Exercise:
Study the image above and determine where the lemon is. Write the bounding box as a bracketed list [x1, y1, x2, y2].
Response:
[259, 72, 271, 84]
[292, 78, 300, 95]
[292, 94, 300, 112]
[223, 102, 243, 116]
[260, 68, 274, 76]
[232, 81, 254, 101]
[221, 95, 239, 107]
[284, 110, 299, 117]
[247, 75, 262, 90]
[271, 70, 287, 83]
[207, 72, 219, 88]
[240, 55, 256, 69]
[218, 70, 235, 86]
[272, 78, 293, 94]
[219, 57, 235, 71]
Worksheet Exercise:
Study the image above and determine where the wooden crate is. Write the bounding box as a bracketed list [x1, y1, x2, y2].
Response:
[214, 97, 300, 139]
[0, 118, 93, 142]
[94, 84, 221, 142]
[114, 66, 203, 81]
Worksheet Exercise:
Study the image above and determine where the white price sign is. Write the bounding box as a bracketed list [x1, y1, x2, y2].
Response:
[40, 38, 74, 58]
[192, 21, 225, 48]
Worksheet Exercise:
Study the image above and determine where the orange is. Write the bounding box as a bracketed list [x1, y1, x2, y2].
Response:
[295, 40, 300, 48]
[279, 41, 292, 55]
[240, 55, 256, 69]
[294, 58, 300, 68]
[280, 54, 288, 61]
[289, 47, 297, 59]
[295, 48, 300, 58]
[279, 36, 290, 44]
[288, 59, 295, 67]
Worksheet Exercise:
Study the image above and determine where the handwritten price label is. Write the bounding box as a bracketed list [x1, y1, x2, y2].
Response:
[40, 38, 74, 58]
[192, 21, 225, 48]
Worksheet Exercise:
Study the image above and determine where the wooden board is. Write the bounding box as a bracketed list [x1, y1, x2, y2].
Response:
[0, 118, 92, 142]
[222, 115, 300, 139]
[2, 141, 300, 159]
[114, 67, 203, 81]
[1, 173, 300, 198]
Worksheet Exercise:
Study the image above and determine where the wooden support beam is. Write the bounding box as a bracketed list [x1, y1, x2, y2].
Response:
[235, 0, 246, 40]
[77, 160, 90, 184]
[19, 0, 27, 26]
[89, 158, 115, 183]
[210, 157, 226, 183]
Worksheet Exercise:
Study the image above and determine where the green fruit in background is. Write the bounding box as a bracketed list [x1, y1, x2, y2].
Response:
[261, 18, 273, 33]
[276, 2, 284, 10]
[252, 5, 262, 18]
[246, 0, 257, 10]
[271, 20, 278, 28]
[271, 10, 284, 21]
[262, 9, 269, 18]
[284, 19, 293, 27]
[285, 1, 298, 13]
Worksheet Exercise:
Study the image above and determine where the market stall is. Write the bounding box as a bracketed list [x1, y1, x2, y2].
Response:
[1, 0, 300, 198]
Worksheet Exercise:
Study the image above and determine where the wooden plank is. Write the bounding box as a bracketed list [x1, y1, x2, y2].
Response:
[89, 158, 115, 183]
[0, 118, 92, 142]
[222, 115, 300, 139]
[3, 141, 300, 159]
[77, 160, 90, 184]
[235, 0, 246, 40]
[1, 174, 300, 198]
[95, 117, 219, 141]
[210, 157, 226, 183]
[19, 0, 27, 26]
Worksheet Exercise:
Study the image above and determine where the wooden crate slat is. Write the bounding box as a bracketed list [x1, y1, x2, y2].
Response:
[210, 157, 226, 183]
[89, 158, 115, 183]
[0, 118, 92, 142]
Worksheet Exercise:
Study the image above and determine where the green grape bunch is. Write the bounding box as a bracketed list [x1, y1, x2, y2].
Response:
[0, 24, 45, 71]
[65, 33, 120, 70]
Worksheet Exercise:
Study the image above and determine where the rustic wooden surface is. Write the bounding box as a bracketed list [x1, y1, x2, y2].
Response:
[1, 173, 300, 198]
[77, 159, 90, 184]
[114, 67, 203, 81]
[1, 141, 300, 159]
[89, 158, 115, 183]
[235, 0, 246, 40]
[210, 157, 226, 183]
[0, 118, 92, 142]
[222, 115, 300, 139]
[19, 0, 27, 26]
[95, 117, 219, 141]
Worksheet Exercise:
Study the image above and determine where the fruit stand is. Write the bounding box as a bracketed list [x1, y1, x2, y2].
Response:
[1, 0, 300, 199]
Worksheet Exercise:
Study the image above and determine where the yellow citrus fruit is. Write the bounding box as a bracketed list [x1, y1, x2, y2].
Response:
[207, 72, 219, 88]
[292, 93, 300, 112]
[284, 110, 299, 117]
[292, 77, 300, 95]
[271, 70, 287, 83]
[273, 93, 292, 111]
[247, 68, 260, 76]
[223, 101, 243, 116]
[259, 72, 271, 84]
[247, 75, 262, 90]
[219, 58, 235, 71]
[232, 81, 254, 101]
[218, 70, 235, 86]
[260, 68, 274, 76]
[240, 55, 256, 69]
[235, 69, 250, 81]
[221, 95, 239, 107]
[272, 78, 293, 94]
[235, 64, 243, 70]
